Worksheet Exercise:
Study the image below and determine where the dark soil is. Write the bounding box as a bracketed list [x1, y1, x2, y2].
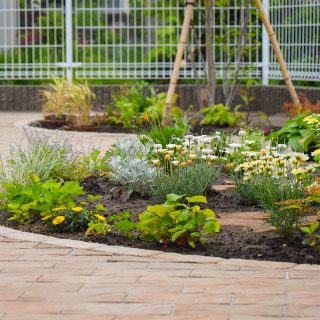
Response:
[1, 174, 319, 265]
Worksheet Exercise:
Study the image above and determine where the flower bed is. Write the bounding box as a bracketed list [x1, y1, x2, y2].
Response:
[0, 124, 319, 264]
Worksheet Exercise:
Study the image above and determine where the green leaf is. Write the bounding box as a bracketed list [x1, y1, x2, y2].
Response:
[95, 204, 108, 211]
[177, 210, 191, 222]
[147, 205, 167, 215]
[88, 194, 102, 201]
[186, 195, 207, 204]
[166, 194, 185, 203]
[171, 230, 186, 242]
[29, 173, 40, 184]
[188, 240, 196, 248]
[300, 226, 311, 234]
[310, 222, 319, 233]
[202, 208, 216, 218]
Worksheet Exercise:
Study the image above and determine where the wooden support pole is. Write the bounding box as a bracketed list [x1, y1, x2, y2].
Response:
[253, 0, 300, 107]
[162, 0, 195, 125]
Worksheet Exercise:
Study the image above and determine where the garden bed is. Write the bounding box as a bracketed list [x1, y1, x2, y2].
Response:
[1, 174, 319, 265]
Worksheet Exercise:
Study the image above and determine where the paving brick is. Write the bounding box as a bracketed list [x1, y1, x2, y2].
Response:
[174, 304, 285, 317]
[218, 258, 296, 269]
[286, 305, 320, 317]
[232, 293, 288, 305]
[0, 288, 24, 301]
[61, 303, 174, 316]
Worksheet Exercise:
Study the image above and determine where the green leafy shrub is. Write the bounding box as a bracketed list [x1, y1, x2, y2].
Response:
[106, 82, 182, 127]
[267, 112, 320, 152]
[201, 104, 244, 127]
[138, 194, 220, 248]
[0, 174, 84, 224]
[108, 211, 136, 238]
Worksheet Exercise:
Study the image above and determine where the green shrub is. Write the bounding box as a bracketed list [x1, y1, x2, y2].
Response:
[140, 116, 189, 147]
[138, 194, 220, 248]
[201, 104, 244, 127]
[267, 112, 320, 152]
[0, 174, 84, 224]
[154, 162, 220, 201]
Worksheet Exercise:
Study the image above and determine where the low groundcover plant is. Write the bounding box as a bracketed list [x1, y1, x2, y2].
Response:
[137, 194, 220, 248]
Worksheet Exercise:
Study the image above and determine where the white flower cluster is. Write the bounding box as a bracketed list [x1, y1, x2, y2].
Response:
[235, 149, 313, 181]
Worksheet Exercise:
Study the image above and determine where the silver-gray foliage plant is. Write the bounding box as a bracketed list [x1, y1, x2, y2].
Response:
[108, 138, 155, 194]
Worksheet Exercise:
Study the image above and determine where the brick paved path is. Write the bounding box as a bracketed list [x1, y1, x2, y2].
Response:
[0, 112, 320, 320]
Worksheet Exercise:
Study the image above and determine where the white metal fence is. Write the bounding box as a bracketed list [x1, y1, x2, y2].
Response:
[0, 0, 318, 83]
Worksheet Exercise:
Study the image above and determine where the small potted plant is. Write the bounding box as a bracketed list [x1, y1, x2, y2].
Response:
[40, 77, 96, 129]
[40, 77, 71, 127]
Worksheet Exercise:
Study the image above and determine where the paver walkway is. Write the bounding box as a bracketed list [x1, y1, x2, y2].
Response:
[0, 111, 320, 320]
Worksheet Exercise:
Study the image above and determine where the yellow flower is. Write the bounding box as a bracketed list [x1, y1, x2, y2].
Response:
[292, 168, 303, 175]
[41, 214, 52, 221]
[304, 117, 319, 124]
[52, 216, 65, 225]
[72, 207, 83, 213]
[53, 207, 64, 212]
[95, 214, 106, 221]
[164, 154, 171, 160]
[312, 149, 320, 156]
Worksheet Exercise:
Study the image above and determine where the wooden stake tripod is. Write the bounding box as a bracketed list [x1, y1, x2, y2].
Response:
[162, 0, 301, 125]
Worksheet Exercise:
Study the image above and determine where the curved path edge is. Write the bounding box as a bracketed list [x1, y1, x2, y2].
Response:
[1, 225, 318, 271]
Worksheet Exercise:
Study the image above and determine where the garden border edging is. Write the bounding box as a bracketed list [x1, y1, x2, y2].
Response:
[1, 225, 320, 270]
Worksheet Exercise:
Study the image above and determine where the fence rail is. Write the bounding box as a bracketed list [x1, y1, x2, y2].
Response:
[0, 0, 318, 83]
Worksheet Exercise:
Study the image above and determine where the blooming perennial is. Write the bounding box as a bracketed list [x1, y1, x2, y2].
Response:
[235, 149, 313, 182]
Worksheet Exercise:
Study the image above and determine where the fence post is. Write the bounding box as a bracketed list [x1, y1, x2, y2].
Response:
[262, 0, 269, 85]
[65, 0, 73, 81]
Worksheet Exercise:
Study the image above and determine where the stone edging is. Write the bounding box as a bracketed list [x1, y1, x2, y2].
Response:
[1, 225, 319, 270]
[13, 118, 132, 139]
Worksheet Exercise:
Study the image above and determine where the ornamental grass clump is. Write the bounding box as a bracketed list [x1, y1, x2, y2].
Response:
[0, 129, 77, 187]
[150, 134, 221, 201]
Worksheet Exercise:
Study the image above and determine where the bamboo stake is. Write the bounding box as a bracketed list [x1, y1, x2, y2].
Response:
[162, 0, 195, 125]
[253, 0, 300, 107]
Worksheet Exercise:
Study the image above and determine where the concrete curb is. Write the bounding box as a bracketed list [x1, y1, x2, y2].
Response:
[1, 225, 319, 270]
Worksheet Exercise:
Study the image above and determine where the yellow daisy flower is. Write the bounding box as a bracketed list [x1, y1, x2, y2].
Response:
[72, 207, 83, 213]
[95, 214, 106, 221]
[52, 216, 65, 225]
[41, 214, 52, 221]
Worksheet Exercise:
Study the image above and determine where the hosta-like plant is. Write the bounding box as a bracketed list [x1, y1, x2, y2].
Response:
[138, 194, 220, 248]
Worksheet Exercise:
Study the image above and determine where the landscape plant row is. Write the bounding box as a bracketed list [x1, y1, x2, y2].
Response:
[0, 114, 320, 249]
